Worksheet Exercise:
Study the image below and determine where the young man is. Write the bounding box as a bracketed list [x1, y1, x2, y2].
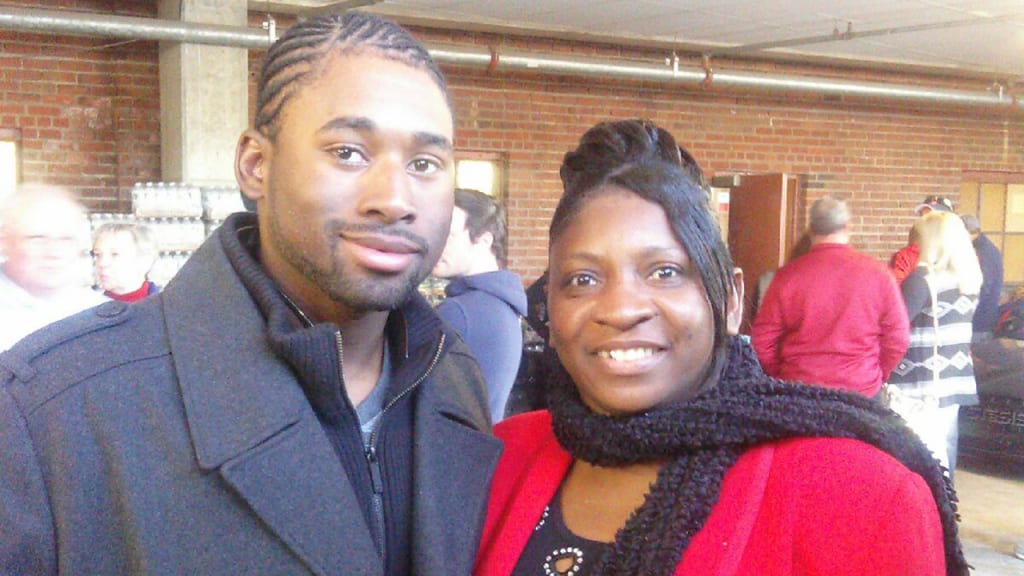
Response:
[0, 12, 499, 575]
[432, 188, 527, 423]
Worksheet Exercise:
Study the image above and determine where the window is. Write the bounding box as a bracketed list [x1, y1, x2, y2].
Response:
[960, 174, 1024, 286]
[419, 153, 507, 304]
[456, 157, 501, 198]
[0, 129, 20, 204]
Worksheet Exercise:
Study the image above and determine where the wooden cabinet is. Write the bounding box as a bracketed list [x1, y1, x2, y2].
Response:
[723, 173, 803, 333]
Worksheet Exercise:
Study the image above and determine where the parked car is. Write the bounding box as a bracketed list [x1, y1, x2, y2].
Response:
[958, 337, 1024, 475]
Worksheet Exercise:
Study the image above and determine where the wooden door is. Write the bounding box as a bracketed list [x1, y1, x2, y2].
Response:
[726, 173, 801, 333]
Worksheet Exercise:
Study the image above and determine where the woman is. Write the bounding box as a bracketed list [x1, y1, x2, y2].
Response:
[474, 120, 966, 576]
[92, 222, 160, 303]
[888, 211, 982, 477]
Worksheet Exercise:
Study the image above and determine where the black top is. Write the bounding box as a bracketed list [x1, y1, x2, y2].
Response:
[511, 490, 611, 576]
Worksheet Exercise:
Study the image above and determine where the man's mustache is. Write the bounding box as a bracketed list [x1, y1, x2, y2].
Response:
[323, 220, 429, 254]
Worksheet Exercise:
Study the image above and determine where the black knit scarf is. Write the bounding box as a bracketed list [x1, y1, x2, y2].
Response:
[547, 336, 969, 576]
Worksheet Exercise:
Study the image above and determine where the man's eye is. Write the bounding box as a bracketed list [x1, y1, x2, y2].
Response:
[333, 147, 367, 164]
[567, 273, 597, 288]
[410, 158, 440, 174]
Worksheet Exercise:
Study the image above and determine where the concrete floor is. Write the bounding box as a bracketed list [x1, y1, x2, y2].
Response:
[956, 466, 1024, 575]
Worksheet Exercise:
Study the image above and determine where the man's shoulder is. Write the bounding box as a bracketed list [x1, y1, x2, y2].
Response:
[451, 271, 528, 315]
[811, 245, 894, 280]
[977, 234, 1003, 260]
[0, 298, 169, 414]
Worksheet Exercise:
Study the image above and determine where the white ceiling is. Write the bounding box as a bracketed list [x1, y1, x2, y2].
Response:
[257, 0, 1024, 81]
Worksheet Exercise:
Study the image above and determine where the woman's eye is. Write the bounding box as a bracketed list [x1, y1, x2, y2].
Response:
[651, 265, 683, 281]
[409, 158, 441, 174]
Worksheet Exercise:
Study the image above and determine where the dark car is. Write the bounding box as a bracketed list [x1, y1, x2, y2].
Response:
[958, 337, 1024, 475]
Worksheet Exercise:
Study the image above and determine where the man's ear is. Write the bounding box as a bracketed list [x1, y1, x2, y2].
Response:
[236, 129, 270, 205]
[475, 231, 494, 251]
[726, 267, 745, 336]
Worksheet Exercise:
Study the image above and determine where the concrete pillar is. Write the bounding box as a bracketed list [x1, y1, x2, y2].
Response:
[158, 0, 248, 185]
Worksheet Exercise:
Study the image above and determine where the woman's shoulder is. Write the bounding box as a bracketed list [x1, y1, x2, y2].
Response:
[487, 411, 570, 507]
[494, 410, 556, 453]
[716, 438, 946, 575]
[756, 437, 938, 518]
[767, 436, 921, 483]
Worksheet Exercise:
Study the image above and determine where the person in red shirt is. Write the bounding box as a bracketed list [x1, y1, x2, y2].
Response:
[751, 196, 909, 398]
[474, 120, 964, 576]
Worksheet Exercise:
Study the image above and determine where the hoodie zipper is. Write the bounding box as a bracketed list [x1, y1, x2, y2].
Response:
[336, 330, 446, 564]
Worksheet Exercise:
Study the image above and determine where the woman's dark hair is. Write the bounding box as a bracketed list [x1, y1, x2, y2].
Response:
[551, 119, 735, 378]
[254, 12, 448, 139]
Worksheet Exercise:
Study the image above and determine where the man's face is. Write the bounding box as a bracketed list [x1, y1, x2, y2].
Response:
[1, 197, 87, 296]
[93, 230, 149, 295]
[253, 54, 455, 320]
[432, 206, 474, 279]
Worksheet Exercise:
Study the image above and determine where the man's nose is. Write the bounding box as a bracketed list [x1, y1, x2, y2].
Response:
[358, 158, 416, 223]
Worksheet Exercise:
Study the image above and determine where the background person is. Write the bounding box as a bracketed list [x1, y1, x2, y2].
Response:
[960, 213, 1003, 341]
[92, 221, 160, 303]
[0, 12, 499, 575]
[890, 194, 955, 283]
[474, 120, 964, 576]
[0, 183, 106, 351]
[752, 196, 909, 398]
[432, 188, 527, 423]
[888, 211, 982, 479]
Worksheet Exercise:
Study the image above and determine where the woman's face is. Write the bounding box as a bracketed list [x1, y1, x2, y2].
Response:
[548, 185, 719, 416]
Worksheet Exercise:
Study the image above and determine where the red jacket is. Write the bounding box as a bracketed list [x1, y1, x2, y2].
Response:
[475, 411, 945, 576]
[751, 243, 910, 396]
[889, 243, 920, 284]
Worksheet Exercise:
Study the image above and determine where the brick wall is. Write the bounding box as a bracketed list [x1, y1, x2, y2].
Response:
[0, 0, 159, 211]
[412, 28, 1024, 280]
[2, 2, 1022, 283]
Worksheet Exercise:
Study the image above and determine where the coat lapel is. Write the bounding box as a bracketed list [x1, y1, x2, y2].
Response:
[161, 234, 382, 576]
[410, 346, 503, 576]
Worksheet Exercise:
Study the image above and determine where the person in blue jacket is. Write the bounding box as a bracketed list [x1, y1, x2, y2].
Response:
[433, 188, 528, 423]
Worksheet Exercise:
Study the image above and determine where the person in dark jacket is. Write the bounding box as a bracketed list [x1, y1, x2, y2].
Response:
[961, 213, 1004, 340]
[0, 12, 500, 575]
[433, 188, 528, 423]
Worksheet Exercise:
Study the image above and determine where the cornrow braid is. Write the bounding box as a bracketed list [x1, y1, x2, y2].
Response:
[254, 11, 449, 138]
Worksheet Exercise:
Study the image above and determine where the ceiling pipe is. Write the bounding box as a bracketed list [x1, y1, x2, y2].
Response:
[722, 14, 1019, 55]
[426, 43, 1017, 111]
[0, 6, 1015, 113]
[0, 6, 274, 48]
